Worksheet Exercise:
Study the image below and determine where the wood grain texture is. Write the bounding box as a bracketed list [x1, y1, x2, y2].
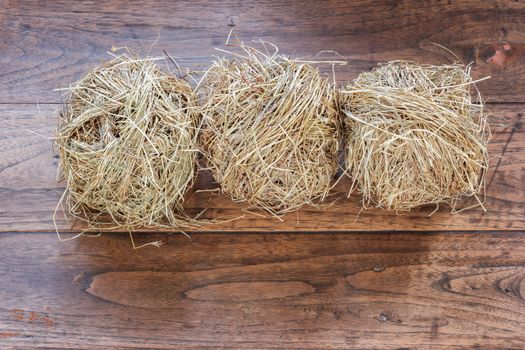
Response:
[1, 103, 523, 232]
[1, 0, 525, 103]
[0, 231, 524, 349]
[2, 1, 525, 348]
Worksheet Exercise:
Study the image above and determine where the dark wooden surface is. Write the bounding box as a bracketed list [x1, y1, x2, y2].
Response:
[1, 0, 525, 348]
[1, 232, 525, 349]
[2, 0, 525, 103]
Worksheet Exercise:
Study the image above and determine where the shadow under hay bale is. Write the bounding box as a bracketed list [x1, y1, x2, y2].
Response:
[55, 51, 201, 230]
[197, 42, 342, 216]
[342, 61, 490, 213]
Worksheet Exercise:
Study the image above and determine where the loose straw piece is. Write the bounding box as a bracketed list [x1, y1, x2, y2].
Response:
[197, 42, 341, 216]
[342, 61, 490, 213]
[55, 50, 201, 231]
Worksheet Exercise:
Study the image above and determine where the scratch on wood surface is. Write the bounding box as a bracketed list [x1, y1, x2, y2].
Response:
[11, 309, 54, 328]
[0, 332, 20, 339]
[486, 113, 522, 192]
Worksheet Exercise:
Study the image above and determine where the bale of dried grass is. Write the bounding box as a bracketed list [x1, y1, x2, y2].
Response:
[55, 51, 200, 230]
[342, 61, 490, 213]
[197, 42, 341, 216]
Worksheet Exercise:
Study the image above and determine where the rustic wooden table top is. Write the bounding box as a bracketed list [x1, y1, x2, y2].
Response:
[1, 1, 524, 348]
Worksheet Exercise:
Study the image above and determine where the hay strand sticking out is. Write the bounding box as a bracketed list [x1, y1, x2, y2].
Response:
[55, 51, 200, 230]
[198, 42, 341, 216]
[342, 61, 490, 213]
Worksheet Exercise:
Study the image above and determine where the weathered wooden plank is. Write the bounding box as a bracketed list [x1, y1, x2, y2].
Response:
[1, 103, 523, 232]
[0, 231, 524, 349]
[1, 0, 525, 103]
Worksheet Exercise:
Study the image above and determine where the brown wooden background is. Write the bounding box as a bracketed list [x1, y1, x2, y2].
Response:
[1, 0, 524, 348]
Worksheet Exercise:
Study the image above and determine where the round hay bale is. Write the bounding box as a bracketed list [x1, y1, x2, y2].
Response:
[56, 52, 200, 229]
[198, 44, 341, 215]
[342, 61, 490, 212]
